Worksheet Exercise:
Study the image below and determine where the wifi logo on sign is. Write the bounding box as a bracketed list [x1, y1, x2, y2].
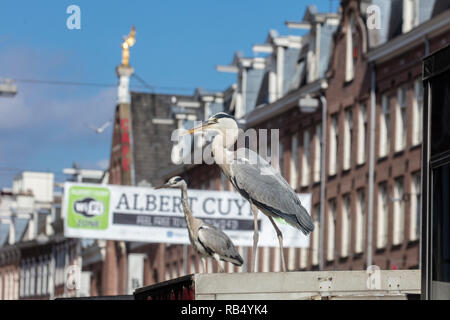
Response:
[67, 185, 110, 230]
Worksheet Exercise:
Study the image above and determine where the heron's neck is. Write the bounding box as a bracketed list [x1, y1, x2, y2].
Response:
[180, 184, 196, 228]
[212, 130, 237, 168]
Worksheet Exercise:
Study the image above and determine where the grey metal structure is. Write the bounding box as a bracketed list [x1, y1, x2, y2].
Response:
[421, 44, 450, 300]
[155, 176, 243, 272]
[184, 112, 314, 272]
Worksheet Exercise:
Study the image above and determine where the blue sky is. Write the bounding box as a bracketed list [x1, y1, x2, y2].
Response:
[0, 0, 338, 187]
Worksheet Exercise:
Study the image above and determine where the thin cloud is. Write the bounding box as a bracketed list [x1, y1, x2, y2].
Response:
[0, 45, 117, 187]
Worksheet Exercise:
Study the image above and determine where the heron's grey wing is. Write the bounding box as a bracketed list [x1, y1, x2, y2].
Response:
[230, 149, 314, 235]
[197, 224, 243, 266]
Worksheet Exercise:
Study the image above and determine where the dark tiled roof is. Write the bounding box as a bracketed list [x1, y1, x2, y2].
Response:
[0, 223, 9, 246]
[130, 92, 196, 186]
[14, 218, 29, 243]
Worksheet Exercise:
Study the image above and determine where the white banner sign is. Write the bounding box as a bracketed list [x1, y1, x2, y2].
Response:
[63, 182, 312, 248]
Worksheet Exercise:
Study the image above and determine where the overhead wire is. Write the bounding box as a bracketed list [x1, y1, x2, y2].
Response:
[5, 76, 269, 95]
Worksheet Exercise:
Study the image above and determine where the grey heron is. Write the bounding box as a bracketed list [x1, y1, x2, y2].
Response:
[184, 112, 314, 272]
[155, 176, 244, 273]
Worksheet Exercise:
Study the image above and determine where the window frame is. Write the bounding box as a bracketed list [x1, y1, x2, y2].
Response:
[379, 95, 391, 158]
[301, 129, 311, 186]
[357, 103, 367, 165]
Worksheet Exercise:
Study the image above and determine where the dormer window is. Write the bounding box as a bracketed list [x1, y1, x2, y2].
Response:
[403, 0, 419, 33]
[345, 14, 356, 83]
[307, 46, 317, 83]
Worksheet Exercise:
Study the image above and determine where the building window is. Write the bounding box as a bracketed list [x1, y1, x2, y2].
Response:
[25, 262, 30, 297]
[300, 246, 308, 269]
[393, 177, 405, 245]
[30, 260, 35, 296]
[410, 172, 421, 241]
[42, 260, 48, 295]
[287, 247, 295, 271]
[341, 194, 351, 258]
[173, 262, 179, 279]
[55, 255, 61, 289]
[57, 251, 62, 286]
[377, 183, 389, 249]
[312, 204, 320, 266]
[379, 95, 390, 158]
[345, 14, 356, 82]
[36, 261, 42, 296]
[357, 103, 367, 165]
[14, 270, 19, 300]
[412, 78, 423, 145]
[343, 108, 353, 170]
[19, 265, 25, 297]
[329, 114, 339, 175]
[290, 134, 299, 189]
[301, 129, 311, 186]
[395, 86, 407, 152]
[327, 199, 336, 262]
[165, 265, 171, 281]
[262, 247, 270, 272]
[355, 188, 366, 254]
[313, 124, 322, 183]
[4, 272, 8, 300]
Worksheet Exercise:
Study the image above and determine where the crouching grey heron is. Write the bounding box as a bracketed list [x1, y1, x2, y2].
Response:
[156, 176, 244, 273]
[184, 112, 314, 272]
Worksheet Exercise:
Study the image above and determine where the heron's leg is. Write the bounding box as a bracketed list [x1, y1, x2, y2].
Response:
[268, 216, 286, 272]
[251, 204, 259, 273]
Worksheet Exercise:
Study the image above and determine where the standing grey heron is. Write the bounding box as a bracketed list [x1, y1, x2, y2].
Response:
[184, 112, 314, 272]
[155, 176, 244, 273]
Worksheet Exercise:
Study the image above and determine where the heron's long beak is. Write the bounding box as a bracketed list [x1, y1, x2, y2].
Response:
[182, 119, 216, 136]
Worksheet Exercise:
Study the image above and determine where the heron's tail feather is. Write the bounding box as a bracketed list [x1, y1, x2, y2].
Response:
[253, 199, 314, 235]
[281, 205, 315, 235]
[231, 252, 244, 266]
[296, 205, 314, 235]
[223, 253, 244, 267]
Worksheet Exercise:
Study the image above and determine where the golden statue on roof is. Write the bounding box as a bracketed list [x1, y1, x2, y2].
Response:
[121, 26, 136, 66]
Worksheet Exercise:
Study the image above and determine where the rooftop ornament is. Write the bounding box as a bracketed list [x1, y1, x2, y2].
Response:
[121, 26, 136, 67]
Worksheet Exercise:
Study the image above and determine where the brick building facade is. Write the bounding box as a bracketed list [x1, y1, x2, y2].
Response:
[82, 0, 450, 296]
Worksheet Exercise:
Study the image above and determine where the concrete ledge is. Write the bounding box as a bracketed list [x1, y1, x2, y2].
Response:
[193, 270, 420, 300]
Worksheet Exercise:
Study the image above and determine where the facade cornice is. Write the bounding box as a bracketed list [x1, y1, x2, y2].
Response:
[368, 10, 450, 63]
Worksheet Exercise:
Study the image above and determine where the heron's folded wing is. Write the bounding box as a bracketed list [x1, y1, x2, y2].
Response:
[197, 225, 242, 263]
[230, 153, 314, 234]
